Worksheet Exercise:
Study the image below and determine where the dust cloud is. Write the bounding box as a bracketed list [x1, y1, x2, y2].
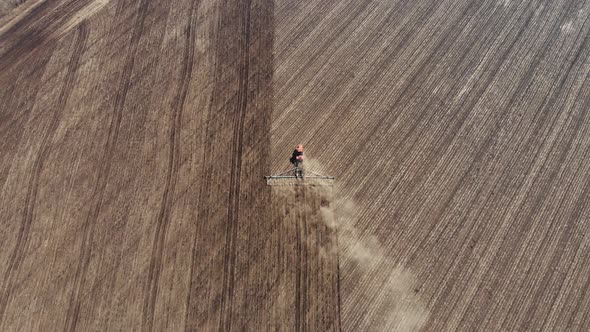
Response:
[322, 197, 429, 332]
[272, 156, 428, 330]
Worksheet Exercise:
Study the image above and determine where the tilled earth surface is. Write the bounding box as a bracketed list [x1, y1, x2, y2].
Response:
[1, 0, 590, 331]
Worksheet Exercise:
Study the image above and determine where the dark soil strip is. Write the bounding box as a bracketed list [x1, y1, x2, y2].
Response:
[184, 0, 273, 330]
[141, 1, 200, 330]
[0, 0, 93, 74]
[218, 1, 251, 329]
[0, 21, 88, 324]
[64, 1, 152, 329]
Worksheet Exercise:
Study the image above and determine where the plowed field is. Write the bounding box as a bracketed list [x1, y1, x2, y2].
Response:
[1, 0, 589, 331]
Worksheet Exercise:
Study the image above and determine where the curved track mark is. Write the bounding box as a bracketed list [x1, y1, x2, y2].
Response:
[184, 0, 274, 329]
[141, 1, 200, 330]
[219, 1, 252, 329]
[0, 0, 93, 74]
[0, 21, 88, 324]
[64, 1, 151, 330]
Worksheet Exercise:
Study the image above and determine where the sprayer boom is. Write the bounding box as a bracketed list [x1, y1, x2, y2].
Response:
[264, 167, 335, 186]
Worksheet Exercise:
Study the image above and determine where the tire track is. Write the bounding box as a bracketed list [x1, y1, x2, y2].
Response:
[182, 1, 278, 327]
[184, 0, 259, 329]
[64, 1, 151, 330]
[0, 21, 88, 324]
[0, 0, 93, 74]
[219, 1, 251, 329]
[269, 184, 340, 330]
[300, 186, 309, 330]
[141, 1, 199, 330]
[294, 186, 303, 331]
[335, 214, 343, 332]
[0, 46, 55, 194]
[183, 29, 220, 331]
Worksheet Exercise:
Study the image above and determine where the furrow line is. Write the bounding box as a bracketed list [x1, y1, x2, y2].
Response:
[64, 1, 151, 330]
[141, 1, 199, 330]
[0, 21, 87, 324]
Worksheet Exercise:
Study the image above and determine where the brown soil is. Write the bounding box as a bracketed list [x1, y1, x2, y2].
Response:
[0, 0, 25, 16]
[1, 0, 590, 331]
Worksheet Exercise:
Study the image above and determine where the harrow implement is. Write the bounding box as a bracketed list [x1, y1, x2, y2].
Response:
[264, 167, 335, 186]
